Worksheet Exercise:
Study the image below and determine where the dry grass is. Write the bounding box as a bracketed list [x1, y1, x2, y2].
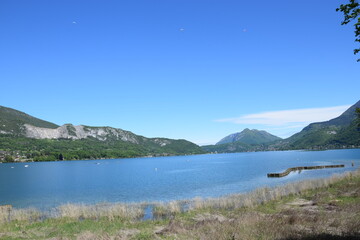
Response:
[0, 207, 42, 223]
[0, 202, 144, 224]
[154, 170, 360, 240]
[156, 196, 360, 240]
[57, 202, 144, 221]
[187, 171, 358, 211]
[153, 200, 183, 219]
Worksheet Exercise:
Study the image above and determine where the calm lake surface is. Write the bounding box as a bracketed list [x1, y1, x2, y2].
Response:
[0, 149, 359, 209]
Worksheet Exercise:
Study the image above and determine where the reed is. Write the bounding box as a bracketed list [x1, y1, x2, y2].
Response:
[188, 170, 359, 211]
[153, 200, 182, 219]
[57, 202, 144, 220]
[0, 207, 42, 223]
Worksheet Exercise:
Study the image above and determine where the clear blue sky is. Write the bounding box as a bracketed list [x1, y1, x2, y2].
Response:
[1, 0, 359, 145]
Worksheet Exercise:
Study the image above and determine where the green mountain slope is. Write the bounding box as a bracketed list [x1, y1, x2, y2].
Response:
[0, 106, 204, 161]
[202, 141, 267, 153]
[202, 100, 360, 153]
[284, 100, 360, 149]
[216, 128, 282, 145]
[0, 106, 58, 136]
[202, 129, 281, 153]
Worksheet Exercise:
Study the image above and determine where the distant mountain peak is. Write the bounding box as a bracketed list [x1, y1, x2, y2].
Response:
[216, 129, 282, 145]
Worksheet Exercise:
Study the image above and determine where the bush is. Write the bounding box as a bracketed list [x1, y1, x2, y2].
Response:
[4, 155, 14, 162]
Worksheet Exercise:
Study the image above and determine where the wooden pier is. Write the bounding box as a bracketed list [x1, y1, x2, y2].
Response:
[267, 164, 345, 178]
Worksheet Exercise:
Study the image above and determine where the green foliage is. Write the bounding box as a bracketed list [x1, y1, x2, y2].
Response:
[133, 231, 153, 240]
[0, 136, 204, 161]
[356, 107, 360, 128]
[4, 155, 14, 162]
[203, 141, 263, 153]
[337, 0, 360, 61]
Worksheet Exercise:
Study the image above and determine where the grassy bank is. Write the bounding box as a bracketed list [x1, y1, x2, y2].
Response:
[1, 170, 359, 240]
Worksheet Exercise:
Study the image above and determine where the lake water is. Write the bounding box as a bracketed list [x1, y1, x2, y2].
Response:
[0, 149, 359, 209]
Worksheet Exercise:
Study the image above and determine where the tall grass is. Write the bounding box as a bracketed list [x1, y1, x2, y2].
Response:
[188, 170, 358, 210]
[0, 207, 42, 223]
[57, 202, 144, 221]
[153, 200, 183, 219]
[0, 203, 144, 223]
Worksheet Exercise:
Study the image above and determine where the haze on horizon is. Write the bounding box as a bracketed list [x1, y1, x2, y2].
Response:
[0, 0, 359, 145]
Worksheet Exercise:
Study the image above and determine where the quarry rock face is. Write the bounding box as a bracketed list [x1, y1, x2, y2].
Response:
[24, 124, 139, 143]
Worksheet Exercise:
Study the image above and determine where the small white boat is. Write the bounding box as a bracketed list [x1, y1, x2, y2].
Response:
[11, 167, 14, 169]
[24, 165, 29, 168]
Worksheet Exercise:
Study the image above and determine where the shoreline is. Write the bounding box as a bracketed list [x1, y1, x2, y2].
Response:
[2, 146, 360, 164]
[2, 168, 359, 221]
[1, 169, 359, 239]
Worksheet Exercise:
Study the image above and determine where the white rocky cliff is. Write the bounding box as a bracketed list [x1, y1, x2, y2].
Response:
[23, 124, 171, 146]
[24, 124, 139, 143]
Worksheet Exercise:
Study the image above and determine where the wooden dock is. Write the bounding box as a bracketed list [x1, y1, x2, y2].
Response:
[267, 164, 345, 178]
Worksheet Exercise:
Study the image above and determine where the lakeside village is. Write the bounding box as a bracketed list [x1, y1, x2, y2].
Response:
[0, 150, 182, 163]
[0, 150, 27, 163]
[2, 145, 360, 164]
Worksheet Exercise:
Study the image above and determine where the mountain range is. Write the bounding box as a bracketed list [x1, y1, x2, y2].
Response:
[1, 100, 359, 162]
[202, 100, 360, 153]
[0, 106, 204, 161]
